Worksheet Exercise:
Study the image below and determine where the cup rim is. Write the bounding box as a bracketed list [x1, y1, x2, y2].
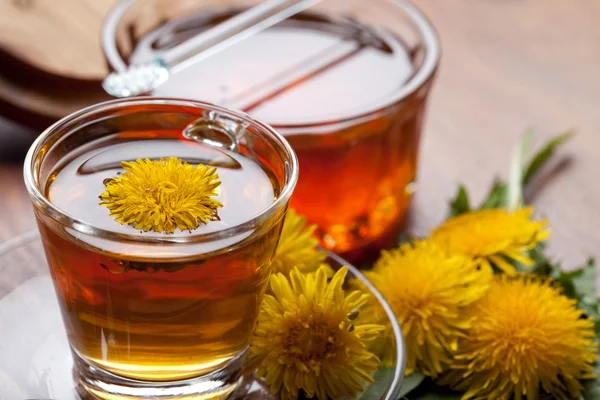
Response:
[23, 97, 299, 245]
[101, 0, 440, 128]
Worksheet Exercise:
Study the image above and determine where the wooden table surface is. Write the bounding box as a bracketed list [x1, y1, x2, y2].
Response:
[1, 0, 599, 270]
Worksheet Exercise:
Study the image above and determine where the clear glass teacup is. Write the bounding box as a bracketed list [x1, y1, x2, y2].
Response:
[24, 97, 298, 399]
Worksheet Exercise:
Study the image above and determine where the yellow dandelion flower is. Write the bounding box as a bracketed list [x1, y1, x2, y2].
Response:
[271, 209, 328, 275]
[441, 275, 597, 400]
[360, 240, 491, 377]
[249, 265, 383, 400]
[100, 157, 222, 233]
[431, 207, 549, 275]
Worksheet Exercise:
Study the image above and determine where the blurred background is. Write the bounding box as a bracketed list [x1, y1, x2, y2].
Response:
[1, 0, 599, 265]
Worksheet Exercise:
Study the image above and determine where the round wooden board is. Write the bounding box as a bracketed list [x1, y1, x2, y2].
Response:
[0, 0, 119, 81]
[0, 70, 113, 130]
[0, 0, 121, 129]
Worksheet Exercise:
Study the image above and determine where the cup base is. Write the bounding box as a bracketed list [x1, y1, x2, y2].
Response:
[72, 349, 246, 400]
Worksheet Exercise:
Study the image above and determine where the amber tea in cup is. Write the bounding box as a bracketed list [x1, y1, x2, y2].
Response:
[103, 0, 440, 261]
[24, 98, 298, 399]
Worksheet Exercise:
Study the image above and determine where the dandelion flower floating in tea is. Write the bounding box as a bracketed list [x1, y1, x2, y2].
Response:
[441, 275, 597, 399]
[248, 266, 383, 400]
[431, 207, 549, 275]
[100, 157, 222, 233]
[271, 209, 328, 275]
[360, 240, 491, 377]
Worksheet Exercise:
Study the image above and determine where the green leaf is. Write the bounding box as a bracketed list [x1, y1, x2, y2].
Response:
[397, 373, 426, 398]
[448, 186, 471, 217]
[570, 258, 600, 334]
[479, 180, 507, 210]
[459, 130, 571, 214]
[581, 350, 600, 399]
[396, 233, 416, 246]
[507, 130, 534, 211]
[358, 368, 406, 400]
[522, 131, 573, 186]
[570, 258, 597, 298]
[555, 269, 579, 298]
[552, 258, 600, 335]
[527, 243, 562, 277]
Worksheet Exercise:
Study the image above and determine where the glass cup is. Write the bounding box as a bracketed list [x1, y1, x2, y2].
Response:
[102, 0, 441, 262]
[23, 98, 298, 400]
